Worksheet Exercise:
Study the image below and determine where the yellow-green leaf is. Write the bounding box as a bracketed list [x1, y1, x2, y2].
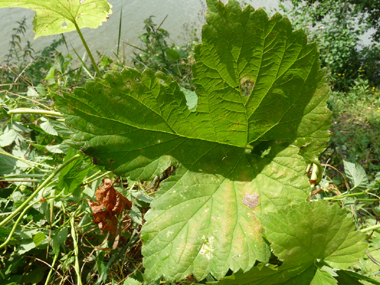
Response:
[0, 0, 112, 38]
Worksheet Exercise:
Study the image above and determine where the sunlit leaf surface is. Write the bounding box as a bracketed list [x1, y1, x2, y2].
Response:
[56, 0, 331, 281]
[0, 0, 112, 37]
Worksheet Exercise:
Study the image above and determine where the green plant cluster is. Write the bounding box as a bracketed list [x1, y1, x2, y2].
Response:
[0, 87, 151, 284]
[323, 78, 380, 177]
[277, 0, 380, 91]
[129, 16, 199, 90]
[291, 0, 380, 43]
[1, 0, 380, 285]
[0, 19, 86, 95]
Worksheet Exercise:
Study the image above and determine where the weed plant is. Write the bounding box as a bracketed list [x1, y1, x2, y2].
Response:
[128, 16, 199, 90]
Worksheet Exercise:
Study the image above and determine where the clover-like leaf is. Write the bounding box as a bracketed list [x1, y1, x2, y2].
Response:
[0, 0, 112, 38]
[55, 0, 331, 281]
[258, 201, 367, 268]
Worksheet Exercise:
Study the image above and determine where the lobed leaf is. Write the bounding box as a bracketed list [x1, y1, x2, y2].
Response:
[208, 263, 315, 285]
[213, 201, 367, 284]
[258, 201, 367, 268]
[55, 0, 331, 281]
[0, 0, 112, 38]
[209, 263, 339, 285]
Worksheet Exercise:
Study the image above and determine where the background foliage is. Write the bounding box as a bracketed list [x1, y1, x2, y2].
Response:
[278, 0, 380, 91]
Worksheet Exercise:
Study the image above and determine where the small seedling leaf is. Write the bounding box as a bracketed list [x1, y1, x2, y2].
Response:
[343, 160, 369, 190]
[32, 232, 46, 247]
[40, 119, 58, 136]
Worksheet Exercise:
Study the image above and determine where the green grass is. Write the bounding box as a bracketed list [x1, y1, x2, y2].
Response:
[325, 78, 380, 178]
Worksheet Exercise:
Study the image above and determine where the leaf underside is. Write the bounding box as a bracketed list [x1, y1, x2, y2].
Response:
[55, 0, 331, 281]
[0, 0, 112, 38]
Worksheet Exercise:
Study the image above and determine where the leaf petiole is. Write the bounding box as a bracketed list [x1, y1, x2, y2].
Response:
[84, 171, 112, 185]
[7, 108, 63, 117]
[324, 191, 368, 200]
[73, 22, 102, 79]
[361, 224, 380, 233]
[0, 149, 55, 169]
[70, 213, 83, 285]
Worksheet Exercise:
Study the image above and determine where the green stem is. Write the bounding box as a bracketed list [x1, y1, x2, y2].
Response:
[84, 171, 111, 185]
[7, 91, 53, 110]
[82, 170, 101, 184]
[0, 179, 39, 183]
[0, 193, 66, 249]
[0, 202, 35, 249]
[361, 223, 380, 233]
[44, 250, 59, 285]
[73, 22, 102, 79]
[7, 108, 63, 117]
[0, 174, 45, 178]
[70, 214, 83, 285]
[0, 154, 80, 228]
[0, 149, 54, 169]
[324, 191, 367, 200]
[116, 8, 122, 57]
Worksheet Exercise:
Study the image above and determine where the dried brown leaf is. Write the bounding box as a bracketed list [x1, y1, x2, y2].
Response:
[88, 178, 132, 235]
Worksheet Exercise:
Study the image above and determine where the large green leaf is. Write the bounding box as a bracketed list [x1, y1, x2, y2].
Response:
[209, 263, 339, 285]
[212, 201, 367, 285]
[208, 263, 317, 285]
[0, 0, 112, 38]
[55, 0, 331, 281]
[258, 201, 367, 269]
